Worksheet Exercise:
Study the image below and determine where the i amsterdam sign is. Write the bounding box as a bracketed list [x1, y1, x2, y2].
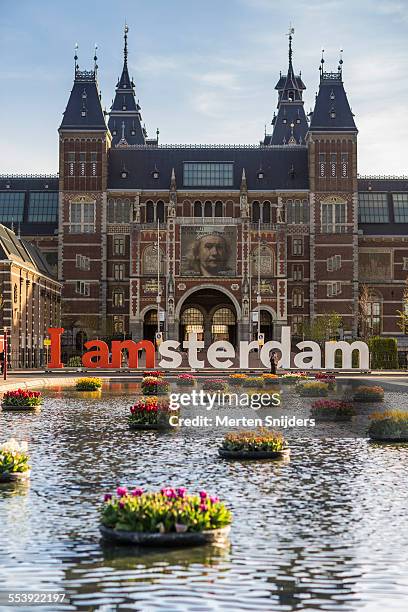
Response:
[46, 328, 370, 370]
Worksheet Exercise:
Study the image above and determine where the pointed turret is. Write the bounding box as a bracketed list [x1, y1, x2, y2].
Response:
[108, 25, 147, 146]
[264, 29, 308, 146]
[59, 46, 106, 131]
[309, 52, 357, 133]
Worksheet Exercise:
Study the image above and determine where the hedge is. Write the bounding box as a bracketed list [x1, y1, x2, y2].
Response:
[367, 337, 398, 370]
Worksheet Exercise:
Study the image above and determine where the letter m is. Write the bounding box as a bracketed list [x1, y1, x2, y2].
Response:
[324, 341, 369, 370]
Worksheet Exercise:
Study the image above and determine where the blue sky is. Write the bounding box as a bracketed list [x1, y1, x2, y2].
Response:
[0, 0, 407, 175]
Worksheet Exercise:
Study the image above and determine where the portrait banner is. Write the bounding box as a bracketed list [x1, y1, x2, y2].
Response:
[180, 225, 236, 277]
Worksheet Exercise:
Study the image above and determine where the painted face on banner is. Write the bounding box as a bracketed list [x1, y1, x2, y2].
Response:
[197, 234, 228, 276]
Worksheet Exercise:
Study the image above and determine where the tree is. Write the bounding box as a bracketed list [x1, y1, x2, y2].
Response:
[301, 312, 343, 345]
[358, 284, 372, 340]
[396, 278, 408, 335]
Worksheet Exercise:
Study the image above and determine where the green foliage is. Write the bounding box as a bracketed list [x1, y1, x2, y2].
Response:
[367, 337, 398, 370]
[302, 312, 343, 344]
[242, 376, 265, 388]
[101, 488, 232, 533]
[67, 356, 83, 367]
[0, 440, 30, 474]
[369, 410, 408, 440]
[297, 381, 329, 397]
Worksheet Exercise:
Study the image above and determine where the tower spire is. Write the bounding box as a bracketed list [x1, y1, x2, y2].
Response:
[74, 43, 79, 75]
[124, 23, 129, 66]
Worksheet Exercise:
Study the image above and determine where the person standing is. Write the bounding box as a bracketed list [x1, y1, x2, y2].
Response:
[270, 350, 278, 375]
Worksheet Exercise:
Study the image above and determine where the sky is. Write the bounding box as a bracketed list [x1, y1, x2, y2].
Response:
[0, 0, 407, 175]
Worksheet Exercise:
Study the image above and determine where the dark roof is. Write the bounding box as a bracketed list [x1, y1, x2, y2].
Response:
[309, 71, 357, 133]
[60, 70, 107, 131]
[275, 74, 306, 91]
[0, 224, 56, 278]
[0, 176, 58, 236]
[108, 146, 309, 191]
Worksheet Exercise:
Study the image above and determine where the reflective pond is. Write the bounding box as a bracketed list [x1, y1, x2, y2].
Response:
[0, 381, 407, 611]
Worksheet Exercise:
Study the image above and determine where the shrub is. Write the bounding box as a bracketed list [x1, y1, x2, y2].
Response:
[368, 337, 398, 370]
[67, 356, 83, 367]
[353, 385, 384, 402]
[76, 377, 102, 391]
[242, 376, 265, 388]
[311, 399, 355, 421]
[141, 376, 170, 396]
[176, 374, 197, 387]
[100, 487, 232, 533]
[0, 439, 30, 474]
[143, 370, 165, 378]
[2, 389, 42, 407]
[202, 379, 229, 392]
[298, 381, 329, 397]
[221, 428, 287, 453]
[228, 374, 247, 387]
[368, 410, 408, 440]
[129, 396, 173, 427]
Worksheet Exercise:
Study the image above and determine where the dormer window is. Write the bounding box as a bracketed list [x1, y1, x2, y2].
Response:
[330, 107, 336, 119]
[131, 130, 136, 136]
[112, 130, 117, 136]
[283, 118, 287, 124]
[330, 90, 335, 100]
[257, 171, 264, 180]
[81, 110, 87, 117]
[121, 170, 128, 179]
[296, 118, 301, 124]
[122, 105, 127, 111]
[82, 91, 87, 100]
[44, 184, 49, 189]
[5, 183, 10, 189]
[152, 170, 159, 180]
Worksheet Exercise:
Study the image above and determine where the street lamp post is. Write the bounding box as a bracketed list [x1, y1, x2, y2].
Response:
[3, 326, 7, 381]
[257, 219, 261, 338]
[156, 219, 161, 342]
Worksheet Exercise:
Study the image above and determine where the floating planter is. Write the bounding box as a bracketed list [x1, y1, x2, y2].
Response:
[261, 374, 280, 386]
[242, 376, 264, 388]
[202, 378, 229, 392]
[0, 439, 31, 483]
[1, 389, 43, 411]
[75, 377, 102, 391]
[100, 487, 232, 546]
[311, 399, 355, 421]
[176, 374, 197, 387]
[141, 376, 170, 396]
[143, 370, 165, 378]
[298, 381, 329, 397]
[228, 373, 247, 387]
[128, 396, 174, 430]
[368, 410, 408, 442]
[314, 372, 336, 391]
[353, 385, 384, 402]
[218, 428, 290, 460]
[279, 372, 309, 384]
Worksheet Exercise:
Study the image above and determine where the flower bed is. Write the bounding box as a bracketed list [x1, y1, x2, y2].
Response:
[75, 377, 102, 391]
[219, 428, 289, 459]
[298, 381, 329, 397]
[128, 396, 173, 429]
[143, 370, 165, 378]
[311, 399, 355, 421]
[228, 374, 247, 387]
[1, 389, 42, 410]
[368, 410, 408, 441]
[242, 376, 265, 388]
[279, 372, 309, 384]
[262, 373, 280, 385]
[314, 372, 336, 390]
[202, 378, 229, 392]
[100, 486, 232, 546]
[353, 385, 384, 402]
[176, 374, 197, 387]
[0, 439, 30, 482]
[141, 376, 170, 396]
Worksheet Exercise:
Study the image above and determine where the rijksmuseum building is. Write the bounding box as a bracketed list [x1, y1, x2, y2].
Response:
[1, 29, 408, 355]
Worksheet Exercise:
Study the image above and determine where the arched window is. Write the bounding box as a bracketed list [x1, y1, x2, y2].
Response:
[146, 201, 154, 223]
[181, 308, 204, 339]
[292, 289, 304, 308]
[157, 200, 165, 223]
[142, 245, 165, 275]
[215, 201, 223, 217]
[13, 284, 18, 303]
[107, 198, 131, 223]
[252, 201, 260, 223]
[263, 201, 271, 223]
[212, 308, 236, 325]
[251, 245, 274, 275]
[204, 201, 212, 217]
[321, 197, 347, 233]
[194, 201, 202, 217]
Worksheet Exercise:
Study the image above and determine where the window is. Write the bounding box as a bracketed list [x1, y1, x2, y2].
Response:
[67, 152, 75, 162]
[293, 264, 303, 281]
[292, 289, 303, 307]
[113, 316, 124, 334]
[113, 289, 124, 307]
[319, 153, 326, 177]
[393, 193, 408, 223]
[292, 315, 304, 336]
[251, 245, 274, 275]
[327, 282, 342, 297]
[263, 201, 271, 223]
[215, 201, 223, 217]
[204, 201, 212, 217]
[358, 193, 388, 223]
[157, 200, 165, 223]
[327, 255, 342, 272]
[69, 201, 95, 233]
[0, 192, 25, 222]
[183, 162, 233, 187]
[107, 199, 131, 224]
[321, 201, 346, 233]
[146, 201, 154, 223]
[113, 236, 125, 256]
[286, 199, 309, 224]
[142, 245, 165, 275]
[367, 299, 381, 335]
[90, 152, 97, 162]
[13, 284, 18, 303]
[28, 192, 58, 222]
[76, 281, 90, 296]
[341, 153, 348, 177]
[292, 238, 303, 256]
[113, 263, 125, 280]
[252, 201, 260, 223]
[403, 257, 408, 271]
[76, 254, 90, 270]
[194, 201, 202, 217]
[330, 153, 337, 177]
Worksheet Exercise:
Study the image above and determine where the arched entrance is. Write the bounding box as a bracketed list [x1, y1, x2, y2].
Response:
[260, 310, 274, 342]
[143, 309, 157, 343]
[178, 288, 238, 347]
